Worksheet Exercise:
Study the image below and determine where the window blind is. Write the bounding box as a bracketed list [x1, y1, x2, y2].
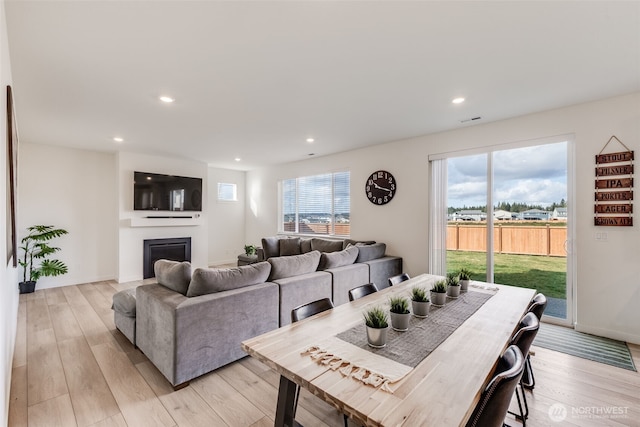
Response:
[281, 171, 350, 236]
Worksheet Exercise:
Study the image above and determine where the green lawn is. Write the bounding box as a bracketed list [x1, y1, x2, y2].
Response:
[446, 251, 566, 299]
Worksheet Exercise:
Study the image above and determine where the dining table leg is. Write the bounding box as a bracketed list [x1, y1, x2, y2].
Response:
[275, 375, 301, 427]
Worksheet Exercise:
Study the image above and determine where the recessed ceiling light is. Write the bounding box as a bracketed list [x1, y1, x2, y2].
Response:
[234, 157, 241, 162]
[159, 96, 175, 103]
[306, 138, 315, 143]
[452, 97, 465, 104]
[113, 137, 124, 143]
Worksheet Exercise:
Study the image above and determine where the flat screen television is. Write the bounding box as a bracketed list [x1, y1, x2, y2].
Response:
[134, 171, 203, 212]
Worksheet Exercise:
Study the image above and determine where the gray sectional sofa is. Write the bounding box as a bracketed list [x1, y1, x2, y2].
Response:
[259, 236, 402, 324]
[114, 236, 402, 388]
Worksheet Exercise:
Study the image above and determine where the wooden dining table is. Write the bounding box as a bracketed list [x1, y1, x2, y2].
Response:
[241, 274, 536, 427]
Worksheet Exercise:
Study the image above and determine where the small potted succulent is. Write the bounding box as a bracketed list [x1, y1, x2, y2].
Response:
[410, 286, 431, 318]
[244, 244, 257, 256]
[389, 295, 411, 331]
[446, 272, 461, 298]
[363, 306, 389, 348]
[458, 268, 472, 292]
[430, 280, 447, 307]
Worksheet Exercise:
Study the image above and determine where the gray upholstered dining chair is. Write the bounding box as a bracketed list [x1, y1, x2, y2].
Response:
[348, 283, 379, 301]
[291, 298, 334, 323]
[507, 312, 540, 426]
[290, 299, 348, 426]
[523, 293, 547, 389]
[388, 273, 410, 286]
[466, 345, 525, 427]
[527, 293, 547, 321]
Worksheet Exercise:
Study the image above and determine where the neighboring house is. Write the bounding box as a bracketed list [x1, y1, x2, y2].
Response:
[519, 209, 550, 220]
[552, 207, 568, 220]
[494, 209, 512, 220]
[452, 210, 486, 221]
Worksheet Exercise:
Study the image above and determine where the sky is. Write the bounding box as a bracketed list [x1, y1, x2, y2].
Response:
[447, 141, 567, 209]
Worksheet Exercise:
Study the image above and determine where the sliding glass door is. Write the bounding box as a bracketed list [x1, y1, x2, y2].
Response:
[432, 137, 574, 325]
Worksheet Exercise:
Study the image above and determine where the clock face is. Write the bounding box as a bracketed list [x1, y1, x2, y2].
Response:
[365, 170, 396, 205]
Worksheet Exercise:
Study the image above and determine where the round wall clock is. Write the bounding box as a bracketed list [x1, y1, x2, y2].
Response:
[365, 170, 396, 205]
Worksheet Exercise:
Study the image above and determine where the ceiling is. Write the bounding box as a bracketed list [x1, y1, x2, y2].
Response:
[5, 1, 640, 171]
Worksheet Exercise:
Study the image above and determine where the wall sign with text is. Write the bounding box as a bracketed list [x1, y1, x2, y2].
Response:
[594, 136, 634, 226]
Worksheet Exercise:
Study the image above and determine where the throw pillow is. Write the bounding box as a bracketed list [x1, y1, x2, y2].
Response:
[111, 288, 137, 317]
[186, 261, 272, 297]
[318, 245, 359, 270]
[355, 242, 387, 262]
[344, 239, 376, 247]
[261, 236, 282, 259]
[154, 259, 192, 295]
[268, 250, 321, 281]
[300, 238, 312, 253]
[279, 237, 301, 256]
[310, 238, 344, 253]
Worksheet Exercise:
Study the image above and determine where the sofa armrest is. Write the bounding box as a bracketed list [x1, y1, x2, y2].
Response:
[364, 256, 403, 290]
[136, 282, 279, 386]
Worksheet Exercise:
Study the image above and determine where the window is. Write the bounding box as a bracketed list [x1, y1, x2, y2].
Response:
[217, 183, 237, 201]
[430, 135, 574, 325]
[281, 171, 350, 236]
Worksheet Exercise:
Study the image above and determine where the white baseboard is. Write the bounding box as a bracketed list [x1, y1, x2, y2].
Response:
[208, 259, 238, 267]
[574, 322, 640, 345]
[34, 274, 117, 290]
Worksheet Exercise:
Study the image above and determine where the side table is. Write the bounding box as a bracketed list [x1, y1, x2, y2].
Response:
[237, 253, 259, 266]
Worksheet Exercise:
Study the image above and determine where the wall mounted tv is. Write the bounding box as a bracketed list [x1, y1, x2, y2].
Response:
[134, 171, 203, 212]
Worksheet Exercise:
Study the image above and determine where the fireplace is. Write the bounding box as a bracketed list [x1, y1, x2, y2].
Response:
[143, 237, 192, 279]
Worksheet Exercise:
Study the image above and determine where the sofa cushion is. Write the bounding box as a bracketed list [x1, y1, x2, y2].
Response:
[355, 242, 387, 262]
[154, 260, 192, 295]
[112, 288, 137, 317]
[186, 262, 272, 297]
[344, 239, 376, 248]
[310, 238, 344, 253]
[279, 237, 301, 256]
[318, 245, 359, 270]
[268, 250, 321, 281]
[300, 238, 312, 253]
[261, 236, 282, 259]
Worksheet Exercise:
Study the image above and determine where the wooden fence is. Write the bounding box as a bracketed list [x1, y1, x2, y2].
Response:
[283, 222, 351, 236]
[447, 224, 567, 257]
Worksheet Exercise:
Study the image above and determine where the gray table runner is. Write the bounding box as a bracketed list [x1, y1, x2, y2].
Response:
[336, 291, 495, 367]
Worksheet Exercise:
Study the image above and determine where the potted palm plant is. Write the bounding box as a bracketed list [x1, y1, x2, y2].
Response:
[430, 280, 447, 307]
[18, 225, 69, 294]
[458, 267, 472, 292]
[410, 286, 430, 318]
[363, 306, 389, 348]
[389, 296, 411, 331]
[446, 272, 461, 298]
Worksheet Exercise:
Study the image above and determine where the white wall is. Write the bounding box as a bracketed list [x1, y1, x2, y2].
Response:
[18, 143, 117, 288]
[246, 92, 640, 344]
[0, 1, 19, 424]
[207, 167, 246, 265]
[116, 151, 208, 282]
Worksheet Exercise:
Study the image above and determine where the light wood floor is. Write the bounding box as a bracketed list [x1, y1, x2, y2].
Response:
[8, 280, 640, 427]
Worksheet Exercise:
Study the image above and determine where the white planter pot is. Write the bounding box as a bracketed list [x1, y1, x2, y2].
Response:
[390, 312, 411, 331]
[447, 285, 461, 298]
[366, 326, 389, 348]
[411, 300, 431, 318]
[460, 279, 470, 292]
[430, 291, 447, 307]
